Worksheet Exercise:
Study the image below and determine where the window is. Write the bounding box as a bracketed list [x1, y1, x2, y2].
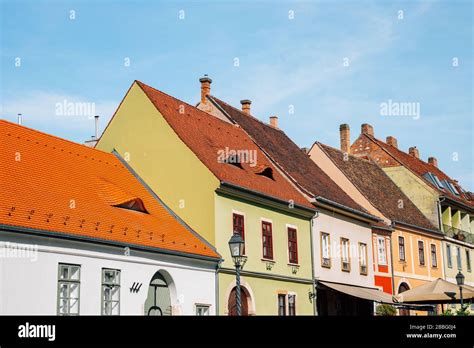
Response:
[233, 213, 245, 254]
[57, 264, 80, 315]
[262, 221, 273, 260]
[288, 295, 296, 316]
[456, 247, 462, 270]
[196, 305, 210, 316]
[446, 244, 452, 268]
[431, 244, 437, 268]
[341, 238, 350, 272]
[102, 269, 120, 315]
[288, 228, 298, 264]
[114, 198, 148, 214]
[278, 294, 286, 316]
[423, 172, 444, 190]
[377, 237, 387, 265]
[418, 241, 425, 266]
[359, 243, 367, 275]
[398, 236, 406, 261]
[466, 250, 472, 272]
[321, 232, 331, 268]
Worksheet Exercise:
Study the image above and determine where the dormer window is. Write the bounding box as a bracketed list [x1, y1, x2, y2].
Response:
[441, 179, 460, 196]
[423, 172, 444, 190]
[255, 167, 274, 180]
[114, 198, 148, 214]
[224, 155, 243, 169]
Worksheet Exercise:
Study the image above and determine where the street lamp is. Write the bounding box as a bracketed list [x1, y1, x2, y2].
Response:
[456, 271, 465, 310]
[228, 233, 246, 316]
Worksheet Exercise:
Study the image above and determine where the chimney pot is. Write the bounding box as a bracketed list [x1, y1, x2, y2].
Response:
[409, 146, 420, 159]
[428, 157, 438, 167]
[94, 115, 99, 139]
[361, 123, 374, 137]
[17, 113, 22, 125]
[386, 136, 398, 148]
[269, 116, 278, 129]
[199, 75, 212, 104]
[339, 124, 350, 154]
[240, 99, 252, 115]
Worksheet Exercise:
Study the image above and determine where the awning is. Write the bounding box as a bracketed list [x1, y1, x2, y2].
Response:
[319, 281, 394, 304]
[395, 278, 474, 304]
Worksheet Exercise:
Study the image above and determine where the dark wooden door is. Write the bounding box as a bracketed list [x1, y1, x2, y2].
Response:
[228, 287, 249, 316]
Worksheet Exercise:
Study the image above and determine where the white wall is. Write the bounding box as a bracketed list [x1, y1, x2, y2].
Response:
[313, 211, 375, 288]
[0, 231, 217, 315]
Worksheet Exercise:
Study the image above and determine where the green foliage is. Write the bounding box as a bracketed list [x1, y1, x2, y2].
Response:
[376, 304, 397, 316]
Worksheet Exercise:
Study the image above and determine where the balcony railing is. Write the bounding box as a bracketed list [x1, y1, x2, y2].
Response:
[443, 224, 474, 245]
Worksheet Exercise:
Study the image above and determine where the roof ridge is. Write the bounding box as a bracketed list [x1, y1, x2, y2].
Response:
[136, 81, 240, 130]
[208, 95, 286, 134]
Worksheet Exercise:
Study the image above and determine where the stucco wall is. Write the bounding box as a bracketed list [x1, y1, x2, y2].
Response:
[442, 239, 473, 286]
[0, 231, 216, 315]
[313, 210, 375, 289]
[382, 166, 440, 228]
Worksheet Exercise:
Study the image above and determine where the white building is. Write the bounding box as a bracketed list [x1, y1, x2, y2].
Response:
[0, 120, 220, 316]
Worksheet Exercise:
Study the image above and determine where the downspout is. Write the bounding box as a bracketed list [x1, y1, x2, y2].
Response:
[310, 211, 319, 315]
[389, 222, 396, 296]
[215, 259, 222, 316]
[437, 197, 445, 231]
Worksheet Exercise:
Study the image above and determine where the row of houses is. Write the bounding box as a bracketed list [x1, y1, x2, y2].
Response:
[0, 76, 472, 315]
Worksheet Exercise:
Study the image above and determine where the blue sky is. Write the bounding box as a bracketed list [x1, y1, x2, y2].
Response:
[1, 0, 472, 190]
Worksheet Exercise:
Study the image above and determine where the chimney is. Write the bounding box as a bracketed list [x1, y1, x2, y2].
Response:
[17, 113, 22, 125]
[269, 116, 278, 129]
[240, 99, 251, 115]
[428, 157, 438, 167]
[199, 75, 212, 104]
[409, 146, 420, 159]
[386, 136, 398, 148]
[339, 124, 350, 153]
[94, 115, 99, 139]
[361, 123, 374, 137]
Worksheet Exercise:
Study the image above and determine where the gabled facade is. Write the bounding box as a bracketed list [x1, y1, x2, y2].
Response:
[0, 120, 220, 315]
[309, 137, 446, 314]
[199, 80, 393, 315]
[350, 123, 473, 287]
[96, 81, 317, 315]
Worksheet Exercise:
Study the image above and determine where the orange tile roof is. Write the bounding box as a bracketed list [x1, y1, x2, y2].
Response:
[135, 81, 315, 210]
[0, 120, 219, 259]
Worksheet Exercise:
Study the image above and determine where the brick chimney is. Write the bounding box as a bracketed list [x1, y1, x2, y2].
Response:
[361, 123, 374, 137]
[428, 157, 438, 167]
[269, 116, 278, 128]
[240, 99, 251, 115]
[386, 136, 398, 148]
[199, 75, 212, 104]
[339, 124, 350, 153]
[409, 146, 420, 159]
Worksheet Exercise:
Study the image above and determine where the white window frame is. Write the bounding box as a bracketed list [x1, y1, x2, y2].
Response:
[102, 268, 121, 315]
[57, 263, 81, 316]
[377, 237, 387, 265]
[195, 304, 211, 316]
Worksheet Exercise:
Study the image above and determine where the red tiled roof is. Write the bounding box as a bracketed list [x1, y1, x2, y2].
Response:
[209, 96, 369, 213]
[366, 134, 474, 209]
[317, 142, 439, 231]
[135, 81, 314, 210]
[0, 120, 219, 259]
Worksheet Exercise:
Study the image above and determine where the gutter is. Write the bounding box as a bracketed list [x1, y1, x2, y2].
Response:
[0, 224, 221, 263]
[392, 220, 443, 237]
[219, 181, 317, 215]
[314, 196, 381, 222]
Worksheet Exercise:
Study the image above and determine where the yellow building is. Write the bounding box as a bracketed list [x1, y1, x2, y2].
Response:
[96, 80, 317, 315]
